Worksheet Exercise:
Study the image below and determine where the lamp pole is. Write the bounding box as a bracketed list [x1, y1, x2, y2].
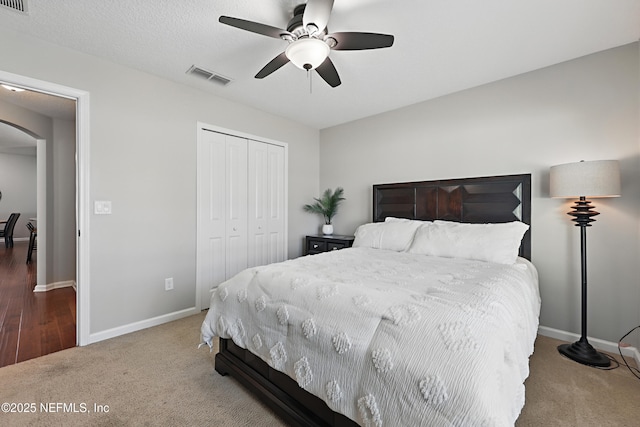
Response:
[557, 196, 610, 367]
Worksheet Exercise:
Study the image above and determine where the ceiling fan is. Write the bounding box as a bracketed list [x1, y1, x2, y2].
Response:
[219, 0, 395, 88]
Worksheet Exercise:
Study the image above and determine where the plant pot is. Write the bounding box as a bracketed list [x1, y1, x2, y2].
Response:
[322, 224, 334, 235]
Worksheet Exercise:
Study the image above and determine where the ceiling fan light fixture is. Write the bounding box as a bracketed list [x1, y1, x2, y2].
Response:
[285, 38, 329, 70]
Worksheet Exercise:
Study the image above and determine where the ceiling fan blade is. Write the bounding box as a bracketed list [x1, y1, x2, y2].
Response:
[255, 52, 290, 79]
[219, 16, 292, 39]
[315, 57, 341, 88]
[303, 0, 334, 34]
[328, 32, 395, 50]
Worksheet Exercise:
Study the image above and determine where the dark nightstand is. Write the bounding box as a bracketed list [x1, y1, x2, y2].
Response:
[305, 235, 355, 255]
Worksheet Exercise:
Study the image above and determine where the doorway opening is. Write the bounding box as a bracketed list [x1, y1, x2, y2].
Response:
[0, 70, 90, 362]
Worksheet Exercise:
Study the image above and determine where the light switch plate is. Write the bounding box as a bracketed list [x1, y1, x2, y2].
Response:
[94, 200, 112, 215]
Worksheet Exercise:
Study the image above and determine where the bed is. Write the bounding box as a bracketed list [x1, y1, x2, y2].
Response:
[201, 174, 539, 426]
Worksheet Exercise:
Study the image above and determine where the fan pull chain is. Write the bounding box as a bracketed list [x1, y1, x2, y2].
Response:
[307, 69, 313, 94]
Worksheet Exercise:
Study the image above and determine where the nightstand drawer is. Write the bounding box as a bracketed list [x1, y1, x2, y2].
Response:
[307, 239, 327, 253]
[327, 242, 347, 251]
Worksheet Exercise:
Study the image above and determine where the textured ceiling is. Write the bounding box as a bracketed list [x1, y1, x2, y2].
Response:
[0, 0, 638, 131]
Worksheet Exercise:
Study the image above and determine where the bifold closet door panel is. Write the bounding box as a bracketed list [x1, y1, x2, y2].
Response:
[225, 135, 248, 279]
[248, 140, 269, 268]
[267, 144, 285, 265]
[198, 130, 229, 306]
[248, 141, 285, 268]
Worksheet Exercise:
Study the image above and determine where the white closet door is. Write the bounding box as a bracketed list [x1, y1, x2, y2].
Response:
[225, 135, 248, 279]
[197, 124, 287, 310]
[197, 131, 228, 308]
[248, 140, 269, 268]
[267, 144, 285, 264]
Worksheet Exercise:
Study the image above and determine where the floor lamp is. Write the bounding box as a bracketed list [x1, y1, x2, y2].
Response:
[550, 160, 621, 367]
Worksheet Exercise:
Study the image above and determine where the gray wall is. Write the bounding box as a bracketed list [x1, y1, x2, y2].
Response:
[319, 43, 640, 346]
[0, 27, 320, 335]
[52, 118, 76, 284]
[0, 150, 36, 240]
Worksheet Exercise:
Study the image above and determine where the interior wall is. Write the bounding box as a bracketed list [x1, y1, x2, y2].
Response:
[52, 118, 76, 284]
[0, 27, 320, 335]
[0, 151, 36, 239]
[320, 42, 640, 346]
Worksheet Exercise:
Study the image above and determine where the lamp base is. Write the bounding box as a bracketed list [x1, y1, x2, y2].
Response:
[558, 337, 611, 367]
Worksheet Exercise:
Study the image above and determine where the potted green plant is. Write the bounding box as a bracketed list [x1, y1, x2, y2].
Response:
[303, 187, 345, 235]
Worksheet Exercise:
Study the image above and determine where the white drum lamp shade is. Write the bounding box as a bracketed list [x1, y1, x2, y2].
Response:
[550, 160, 621, 199]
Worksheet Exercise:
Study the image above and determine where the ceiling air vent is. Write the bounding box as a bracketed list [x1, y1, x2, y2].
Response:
[186, 65, 232, 86]
[0, 0, 28, 14]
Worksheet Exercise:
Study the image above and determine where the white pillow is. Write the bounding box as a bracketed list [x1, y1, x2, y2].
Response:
[384, 216, 428, 225]
[353, 221, 423, 251]
[408, 220, 529, 264]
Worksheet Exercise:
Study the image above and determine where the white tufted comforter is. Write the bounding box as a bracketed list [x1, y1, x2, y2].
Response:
[201, 247, 540, 426]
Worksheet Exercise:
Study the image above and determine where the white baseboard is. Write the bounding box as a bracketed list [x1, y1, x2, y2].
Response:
[33, 280, 76, 293]
[538, 325, 640, 367]
[87, 307, 201, 345]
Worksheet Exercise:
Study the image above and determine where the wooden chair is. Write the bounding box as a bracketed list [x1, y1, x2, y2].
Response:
[0, 213, 20, 248]
[26, 222, 37, 264]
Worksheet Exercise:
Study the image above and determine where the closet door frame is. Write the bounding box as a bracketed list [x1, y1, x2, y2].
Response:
[196, 122, 289, 310]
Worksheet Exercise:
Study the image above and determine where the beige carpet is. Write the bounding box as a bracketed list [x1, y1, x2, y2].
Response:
[517, 333, 640, 427]
[0, 312, 638, 426]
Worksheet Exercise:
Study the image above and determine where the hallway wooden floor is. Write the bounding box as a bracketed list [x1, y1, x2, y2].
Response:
[0, 241, 76, 368]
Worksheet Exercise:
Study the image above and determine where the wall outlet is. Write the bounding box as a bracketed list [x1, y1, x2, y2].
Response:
[94, 200, 112, 215]
[164, 277, 174, 291]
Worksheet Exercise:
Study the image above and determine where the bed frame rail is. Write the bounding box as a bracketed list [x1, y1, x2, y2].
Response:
[215, 338, 356, 427]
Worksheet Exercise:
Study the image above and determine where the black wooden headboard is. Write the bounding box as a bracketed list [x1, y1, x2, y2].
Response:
[373, 174, 532, 260]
